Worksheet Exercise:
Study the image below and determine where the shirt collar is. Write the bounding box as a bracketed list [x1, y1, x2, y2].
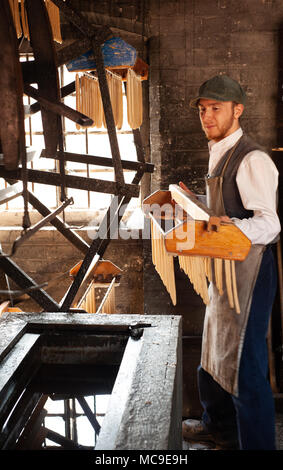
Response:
[208, 127, 243, 156]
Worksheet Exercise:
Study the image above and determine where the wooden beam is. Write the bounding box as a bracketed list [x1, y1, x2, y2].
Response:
[24, 84, 93, 127]
[50, 0, 126, 191]
[0, 256, 60, 312]
[41, 149, 154, 173]
[51, 0, 112, 41]
[44, 427, 83, 449]
[27, 191, 90, 255]
[28, 81, 76, 115]
[2, 391, 45, 450]
[76, 396, 101, 434]
[10, 197, 74, 257]
[0, 167, 140, 197]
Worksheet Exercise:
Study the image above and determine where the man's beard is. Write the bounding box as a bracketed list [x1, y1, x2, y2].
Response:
[202, 115, 235, 142]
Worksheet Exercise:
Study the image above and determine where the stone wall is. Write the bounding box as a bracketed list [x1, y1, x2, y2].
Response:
[145, 0, 283, 326]
[148, 0, 283, 194]
[0, 229, 143, 315]
[145, 0, 283, 416]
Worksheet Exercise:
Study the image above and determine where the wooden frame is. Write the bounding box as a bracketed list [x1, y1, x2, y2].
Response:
[0, 312, 182, 450]
[0, 0, 151, 314]
[143, 187, 251, 261]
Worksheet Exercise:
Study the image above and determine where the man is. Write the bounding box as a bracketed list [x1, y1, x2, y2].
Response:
[182, 75, 281, 450]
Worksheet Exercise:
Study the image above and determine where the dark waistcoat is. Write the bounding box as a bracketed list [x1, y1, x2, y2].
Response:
[211, 134, 265, 219]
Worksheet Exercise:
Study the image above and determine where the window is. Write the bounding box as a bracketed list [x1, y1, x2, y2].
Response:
[42, 394, 110, 449]
[0, 55, 140, 221]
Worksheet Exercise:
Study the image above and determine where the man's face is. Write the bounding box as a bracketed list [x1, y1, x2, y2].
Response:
[198, 99, 244, 142]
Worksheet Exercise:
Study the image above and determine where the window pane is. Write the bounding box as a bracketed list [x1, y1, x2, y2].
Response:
[32, 183, 57, 208]
[65, 133, 87, 156]
[117, 134, 137, 161]
[89, 191, 112, 210]
[87, 133, 112, 158]
[77, 416, 95, 446]
[5, 60, 142, 215]
[67, 188, 89, 208]
[44, 397, 64, 414]
[44, 416, 65, 441]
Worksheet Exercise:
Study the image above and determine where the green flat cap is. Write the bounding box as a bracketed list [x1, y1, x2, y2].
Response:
[190, 75, 246, 108]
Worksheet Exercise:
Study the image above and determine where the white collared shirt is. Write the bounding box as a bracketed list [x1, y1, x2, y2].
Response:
[207, 128, 281, 245]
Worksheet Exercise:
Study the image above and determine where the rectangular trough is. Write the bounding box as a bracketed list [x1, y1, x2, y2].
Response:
[0, 313, 182, 450]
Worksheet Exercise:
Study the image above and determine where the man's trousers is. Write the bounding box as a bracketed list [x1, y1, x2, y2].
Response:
[198, 246, 278, 450]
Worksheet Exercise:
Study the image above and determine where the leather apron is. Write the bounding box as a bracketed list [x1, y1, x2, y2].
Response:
[201, 140, 265, 397]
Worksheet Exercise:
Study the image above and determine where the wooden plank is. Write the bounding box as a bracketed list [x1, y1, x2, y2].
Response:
[24, 83, 93, 127]
[25, 0, 61, 158]
[59, 253, 100, 311]
[0, 183, 23, 205]
[27, 191, 90, 255]
[95, 336, 143, 450]
[0, 256, 60, 312]
[169, 184, 213, 221]
[59, 155, 145, 311]
[92, 39, 125, 189]
[164, 219, 251, 261]
[10, 197, 74, 257]
[44, 427, 84, 449]
[0, 0, 25, 170]
[76, 396, 101, 434]
[0, 167, 140, 197]
[142, 190, 173, 215]
[96, 315, 182, 450]
[0, 389, 44, 449]
[28, 81, 76, 115]
[41, 149, 154, 173]
[0, 332, 41, 430]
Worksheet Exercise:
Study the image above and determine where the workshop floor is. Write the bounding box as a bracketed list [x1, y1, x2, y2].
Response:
[182, 412, 283, 451]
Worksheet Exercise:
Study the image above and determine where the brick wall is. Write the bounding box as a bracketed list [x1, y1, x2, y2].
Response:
[0, 229, 143, 315]
[145, 0, 283, 416]
[146, 0, 283, 322]
[148, 0, 283, 194]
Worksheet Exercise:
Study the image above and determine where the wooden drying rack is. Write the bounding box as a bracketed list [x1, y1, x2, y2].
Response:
[0, 0, 152, 314]
[143, 184, 251, 262]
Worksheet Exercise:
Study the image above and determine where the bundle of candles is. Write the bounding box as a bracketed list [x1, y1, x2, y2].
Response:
[150, 219, 241, 314]
[150, 218, 177, 306]
[145, 183, 250, 314]
[75, 67, 143, 130]
[178, 254, 240, 313]
[9, 0, 62, 43]
[126, 68, 143, 130]
[75, 71, 123, 130]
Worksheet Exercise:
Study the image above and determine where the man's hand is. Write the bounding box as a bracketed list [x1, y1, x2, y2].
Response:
[179, 181, 197, 198]
[219, 215, 232, 223]
[207, 215, 233, 232]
